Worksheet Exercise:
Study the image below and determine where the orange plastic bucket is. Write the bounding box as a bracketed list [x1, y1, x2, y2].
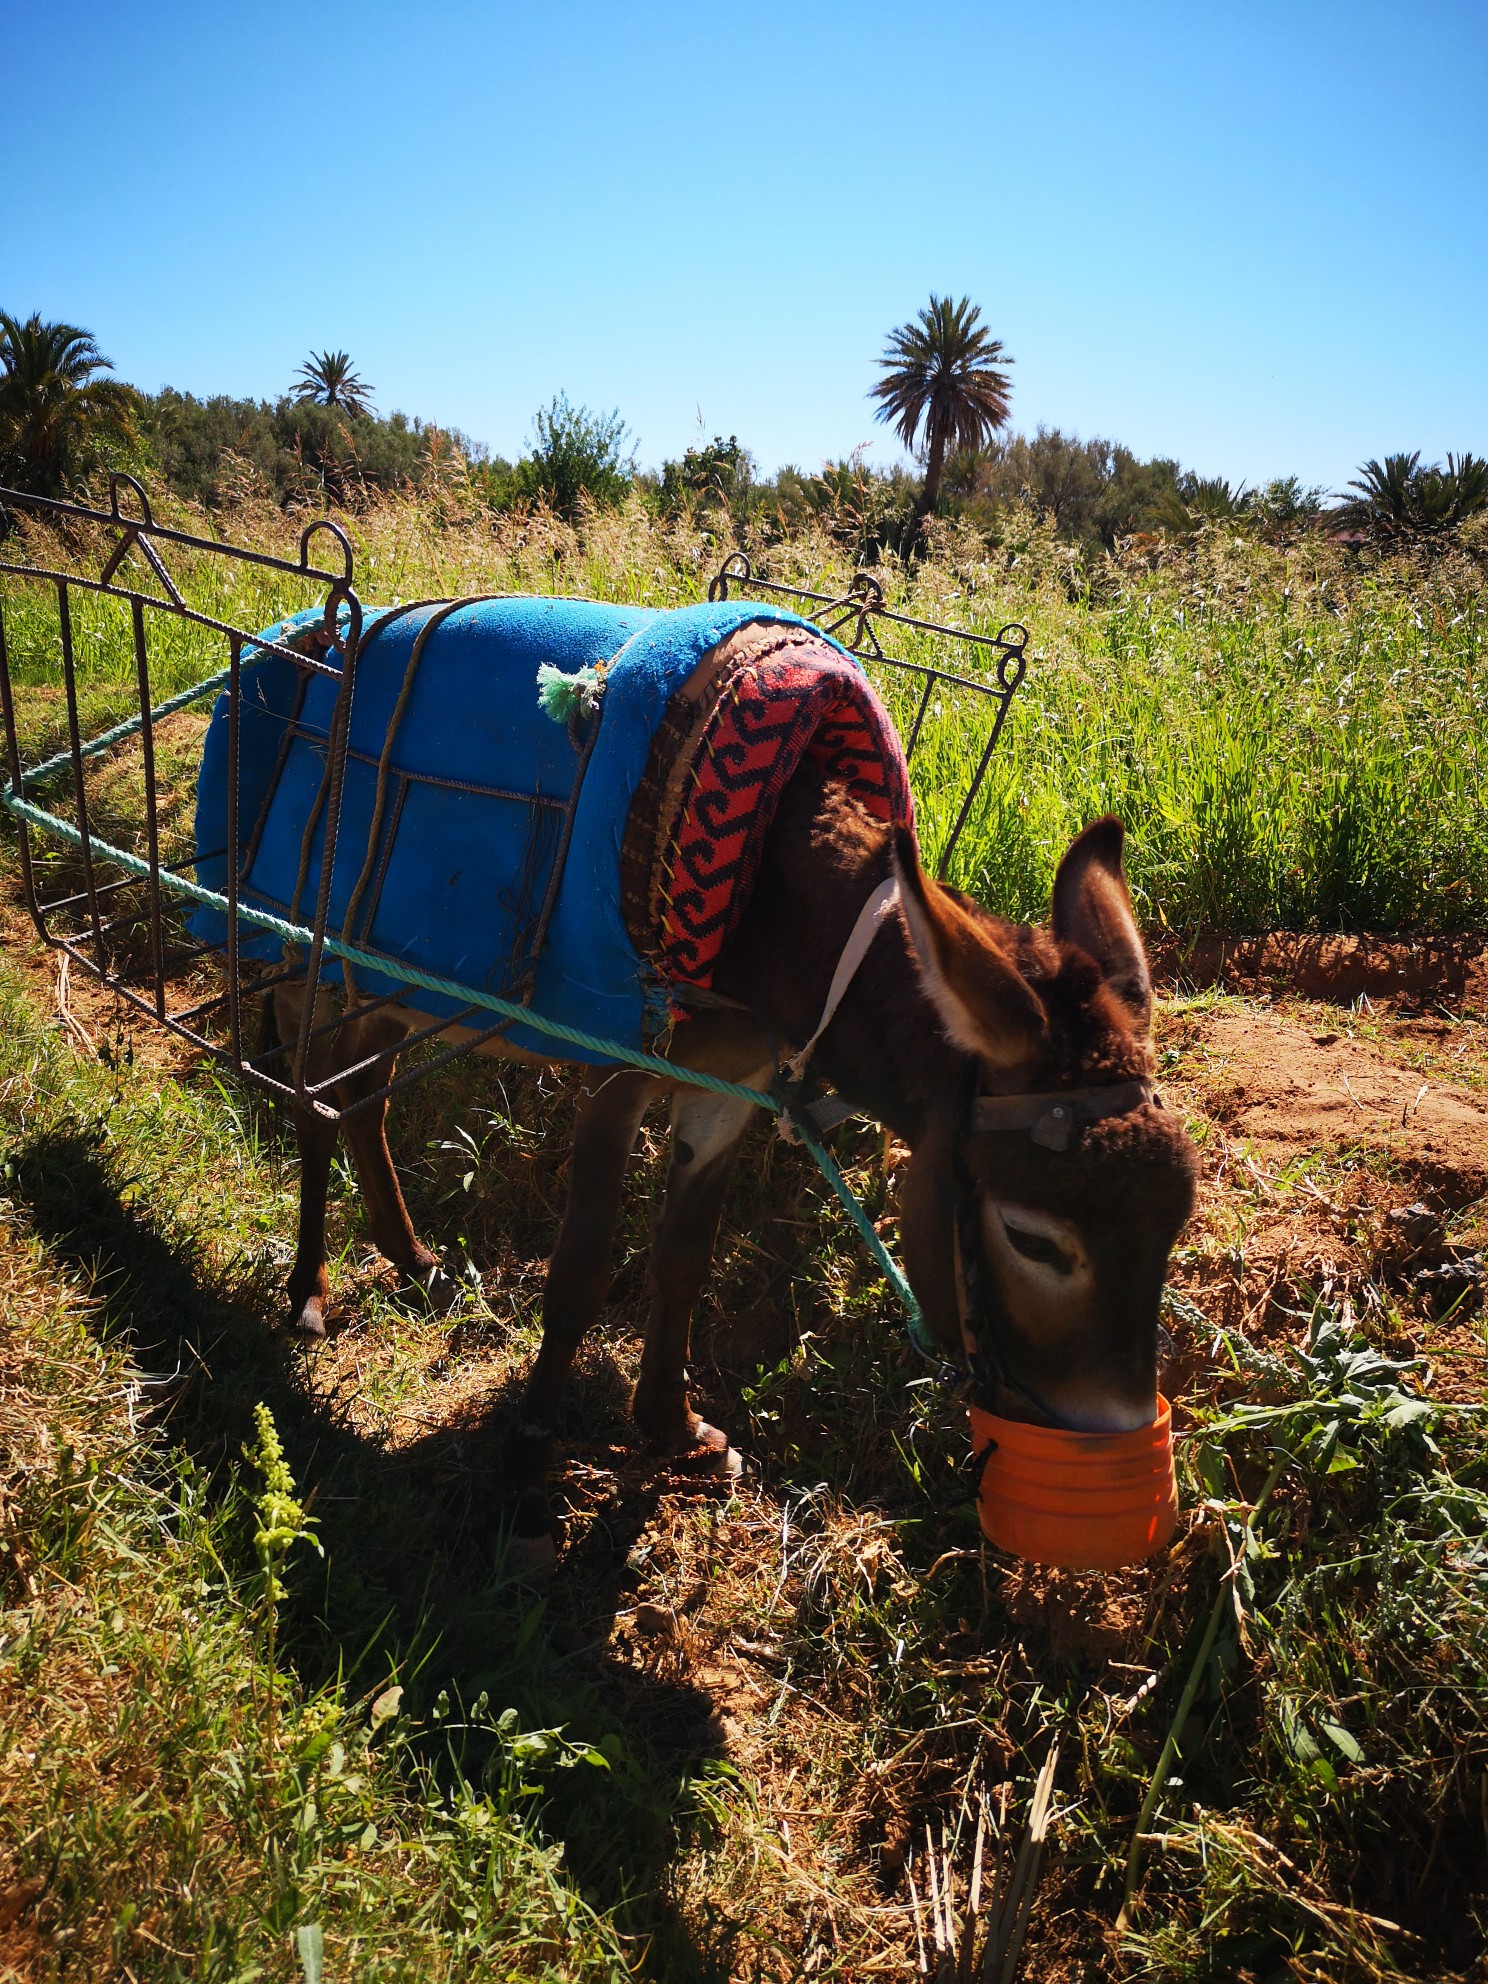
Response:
[968, 1396, 1179, 1571]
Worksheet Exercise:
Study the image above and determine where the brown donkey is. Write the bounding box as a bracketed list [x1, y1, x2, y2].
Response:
[275, 766, 1198, 1560]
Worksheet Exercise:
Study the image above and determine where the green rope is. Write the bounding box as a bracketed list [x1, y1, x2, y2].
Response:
[2, 787, 775, 1108]
[19, 666, 231, 788]
[781, 1102, 940, 1369]
[3, 746, 943, 1362]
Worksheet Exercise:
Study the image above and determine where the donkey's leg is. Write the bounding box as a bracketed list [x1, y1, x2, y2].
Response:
[330, 1013, 445, 1297]
[631, 1088, 756, 1464]
[504, 1069, 660, 1505]
[275, 984, 342, 1337]
[275, 991, 428, 1333]
[286, 1096, 338, 1338]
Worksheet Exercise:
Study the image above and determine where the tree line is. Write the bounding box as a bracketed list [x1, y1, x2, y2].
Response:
[1, 305, 1483, 559]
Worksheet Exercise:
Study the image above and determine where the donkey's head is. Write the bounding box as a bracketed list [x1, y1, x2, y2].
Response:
[893, 819, 1198, 1433]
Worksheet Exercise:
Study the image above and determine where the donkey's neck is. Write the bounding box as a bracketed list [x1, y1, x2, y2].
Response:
[714, 774, 960, 1141]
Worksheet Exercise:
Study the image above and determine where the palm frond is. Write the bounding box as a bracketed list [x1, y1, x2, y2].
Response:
[0, 311, 138, 496]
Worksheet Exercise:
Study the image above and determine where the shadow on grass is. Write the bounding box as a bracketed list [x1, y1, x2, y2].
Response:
[9, 1122, 740, 1981]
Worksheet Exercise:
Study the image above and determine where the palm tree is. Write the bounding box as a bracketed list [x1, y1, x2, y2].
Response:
[871, 296, 1013, 523]
[1151, 474, 1251, 533]
[1427, 452, 1488, 529]
[0, 312, 139, 499]
[1334, 451, 1488, 544]
[292, 350, 375, 416]
[1337, 453, 1421, 542]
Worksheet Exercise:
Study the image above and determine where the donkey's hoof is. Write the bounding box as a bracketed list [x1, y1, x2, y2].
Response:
[503, 1529, 558, 1581]
[494, 1487, 559, 1581]
[415, 1262, 460, 1315]
[656, 1420, 741, 1478]
[286, 1296, 327, 1339]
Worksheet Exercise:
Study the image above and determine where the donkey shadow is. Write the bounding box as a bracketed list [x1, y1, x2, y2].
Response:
[9, 1123, 742, 1981]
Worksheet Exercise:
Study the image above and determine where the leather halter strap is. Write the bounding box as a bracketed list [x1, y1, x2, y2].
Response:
[971, 1078, 1158, 1152]
[784, 876, 901, 1080]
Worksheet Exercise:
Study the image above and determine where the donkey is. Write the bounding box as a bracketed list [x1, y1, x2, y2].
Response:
[274, 759, 1198, 1561]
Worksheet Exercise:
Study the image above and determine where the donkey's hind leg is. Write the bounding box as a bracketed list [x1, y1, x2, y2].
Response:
[286, 1094, 338, 1338]
[504, 1068, 659, 1518]
[333, 1012, 446, 1300]
[630, 1087, 755, 1468]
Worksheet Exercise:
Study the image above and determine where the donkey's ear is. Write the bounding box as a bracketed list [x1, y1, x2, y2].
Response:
[1051, 816, 1152, 1030]
[893, 830, 1048, 1067]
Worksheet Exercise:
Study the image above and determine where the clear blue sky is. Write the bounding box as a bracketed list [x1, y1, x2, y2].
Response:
[4, 0, 1484, 492]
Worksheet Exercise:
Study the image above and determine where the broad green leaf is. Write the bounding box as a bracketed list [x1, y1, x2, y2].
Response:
[370, 1685, 403, 1728]
[1319, 1718, 1365, 1765]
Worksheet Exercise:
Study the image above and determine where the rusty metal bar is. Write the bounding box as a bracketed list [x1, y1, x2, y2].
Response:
[292, 589, 363, 1092]
[329, 1014, 529, 1121]
[0, 595, 46, 941]
[902, 673, 936, 763]
[225, 632, 242, 1064]
[0, 480, 354, 586]
[936, 644, 1029, 877]
[298, 1001, 486, 1098]
[130, 596, 168, 1019]
[1, 485, 1033, 1131]
[0, 557, 347, 682]
[55, 580, 107, 970]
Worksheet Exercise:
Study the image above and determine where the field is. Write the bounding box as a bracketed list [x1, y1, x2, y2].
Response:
[1, 494, 1487, 1982]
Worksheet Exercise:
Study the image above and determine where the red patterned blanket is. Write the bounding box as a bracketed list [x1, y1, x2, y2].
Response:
[621, 622, 913, 993]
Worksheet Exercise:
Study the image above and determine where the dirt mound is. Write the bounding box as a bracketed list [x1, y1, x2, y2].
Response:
[1191, 1011, 1488, 1203]
[1153, 930, 1488, 1007]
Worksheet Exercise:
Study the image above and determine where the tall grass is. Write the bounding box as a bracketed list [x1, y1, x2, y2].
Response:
[2, 484, 1487, 1974]
[2, 492, 1485, 934]
[0, 979, 634, 1981]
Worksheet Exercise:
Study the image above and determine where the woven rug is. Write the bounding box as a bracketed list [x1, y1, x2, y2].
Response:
[621, 620, 913, 992]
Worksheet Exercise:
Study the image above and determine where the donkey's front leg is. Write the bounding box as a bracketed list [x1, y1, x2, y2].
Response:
[286, 1097, 338, 1338]
[631, 1088, 756, 1468]
[505, 1069, 660, 1509]
[276, 989, 431, 1334]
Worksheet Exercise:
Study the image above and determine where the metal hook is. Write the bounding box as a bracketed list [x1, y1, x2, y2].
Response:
[97, 475, 184, 607]
[299, 517, 355, 585]
[107, 472, 156, 529]
[993, 624, 1029, 695]
[319, 581, 363, 659]
[707, 551, 752, 603]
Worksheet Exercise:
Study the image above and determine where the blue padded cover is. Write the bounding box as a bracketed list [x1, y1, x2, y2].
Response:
[192, 595, 827, 1061]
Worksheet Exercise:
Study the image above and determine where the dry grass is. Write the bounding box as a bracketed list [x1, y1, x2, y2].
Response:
[2, 953, 1486, 1979]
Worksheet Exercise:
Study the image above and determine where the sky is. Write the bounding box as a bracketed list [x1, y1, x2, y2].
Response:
[3, 0, 1485, 493]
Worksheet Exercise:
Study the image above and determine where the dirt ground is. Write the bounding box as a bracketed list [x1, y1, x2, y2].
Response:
[1151, 951, 1488, 1414]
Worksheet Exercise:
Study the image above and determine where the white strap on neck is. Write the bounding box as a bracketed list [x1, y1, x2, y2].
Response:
[784, 876, 901, 1080]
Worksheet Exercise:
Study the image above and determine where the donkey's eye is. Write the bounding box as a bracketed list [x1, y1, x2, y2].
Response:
[1002, 1221, 1074, 1275]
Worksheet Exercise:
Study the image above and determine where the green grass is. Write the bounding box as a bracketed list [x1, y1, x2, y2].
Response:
[0, 983, 639, 1981]
[3, 494, 1486, 934]
[3, 495, 1488, 1977]
[1, 962, 1486, 1979]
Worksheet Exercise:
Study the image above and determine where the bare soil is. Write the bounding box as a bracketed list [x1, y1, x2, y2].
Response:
[1152, 928, 1488, 1006]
